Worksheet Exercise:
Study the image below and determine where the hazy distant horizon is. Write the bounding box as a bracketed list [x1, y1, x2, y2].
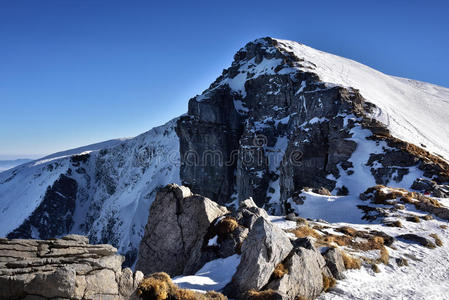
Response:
[0, 154, 44, 161]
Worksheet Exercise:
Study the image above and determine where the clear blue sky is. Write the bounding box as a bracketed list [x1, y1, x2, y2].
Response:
[1, 0, 448, 159]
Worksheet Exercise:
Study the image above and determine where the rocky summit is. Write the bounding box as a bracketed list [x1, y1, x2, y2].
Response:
[0, 37, 449, 299]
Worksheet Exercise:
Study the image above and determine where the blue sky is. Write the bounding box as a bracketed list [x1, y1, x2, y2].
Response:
[1, 0, 448, 159]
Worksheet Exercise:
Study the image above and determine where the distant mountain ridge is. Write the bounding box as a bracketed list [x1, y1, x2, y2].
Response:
[0, 158, 33, 172]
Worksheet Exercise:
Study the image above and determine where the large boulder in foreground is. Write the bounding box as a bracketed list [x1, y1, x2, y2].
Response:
[0, 234, 143, 300]
[135, 184, 229, 276]
[224, 217, 293, 297]
[266, 238, 332, 300]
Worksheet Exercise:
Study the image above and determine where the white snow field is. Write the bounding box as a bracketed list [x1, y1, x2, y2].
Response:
[0, 118, 181, 258]
[173, 254, 240, 292]
[274, 38, 449, 161]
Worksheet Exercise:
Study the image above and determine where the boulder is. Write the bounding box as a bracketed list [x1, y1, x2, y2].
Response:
[135, 184, 228, 276]
[0, 235, 143, 300]
[322, 247, 346, 280]
[264, 238, 333, 300]
[224, 217, 293, 297]
[266, 248, 326, 300]
[234, 197, 269, 229]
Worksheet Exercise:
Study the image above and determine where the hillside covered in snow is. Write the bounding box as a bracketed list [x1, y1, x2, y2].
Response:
[1, 37, 448, 287]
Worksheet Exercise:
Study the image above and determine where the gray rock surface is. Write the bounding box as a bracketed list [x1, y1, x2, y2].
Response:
[0, 235, 142, 300]
[224, 217, 293, 297]
[234, 197, 270, 229]
[323, 247, 346, 280]
[266, 244, 330, 300]
[135, 184, 228, 276]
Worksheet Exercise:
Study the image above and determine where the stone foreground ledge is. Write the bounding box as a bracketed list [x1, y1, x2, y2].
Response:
[0, 234, 143, 300]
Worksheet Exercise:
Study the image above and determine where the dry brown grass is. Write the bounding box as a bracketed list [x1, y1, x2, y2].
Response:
[136, 272, 227, 300]
[137, 272, 174, 300]
[271, 263, 288, 279]
[313, 187, 332, 196]
[371, 264, 380, 273]
[385, 220, 402, 227]
[175, 289, 197, 299]
[378, 246, 389, 265]
[342, 252, 362, 269]
[295, 217, 309, 225]
[430, 233, 443, 247]
[396, 257, 409, 267]
[322, 274, 336, 292]
[202, 291, 227, 300]
[361, 186, 405, 205]
[361, 185, 449, 221]
[216, 217, 239, 235]
[422, 214, 433, 221]
[440, 224, 448, 229]
[406, 216, 421, 223]
[400, 195, 415, 204]
[244, 289, 279, 300]
[291, 225, 320, 238]
[315, 228, 386, 253]
[336, 226, 357, 236]
[371, 134, 449, 184]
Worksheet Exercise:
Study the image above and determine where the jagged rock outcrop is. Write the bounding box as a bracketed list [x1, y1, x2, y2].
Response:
[176, 37, 449, 215]
[411, 178, 449, 198]
[0, 234, 143, 300]
[175, 38, 365, 212]
[135, 184, 228, 276]
[233, 197, 269, 229]
[134, 184, 342, 300]
[224, 217, 293, 297]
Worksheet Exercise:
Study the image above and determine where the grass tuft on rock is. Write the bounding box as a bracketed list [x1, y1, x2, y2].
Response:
[136, 272, 227, 300]
[244, 289, 280, 300]
[291, 225, 320, 238]
[271, 263, 288, 279]
[430, 233, 443, 247]
[322, 274, 336, 292]
[341, 252, 362, 269]
[216, 217, 239, 236]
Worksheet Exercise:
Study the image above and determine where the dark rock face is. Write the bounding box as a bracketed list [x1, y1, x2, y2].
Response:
[411, 178, 449, 198]
[7, 174, 77, 240]
[176, 38, 372, 212]
[175, 37, 449, 214]
[176, 86, 242, 205]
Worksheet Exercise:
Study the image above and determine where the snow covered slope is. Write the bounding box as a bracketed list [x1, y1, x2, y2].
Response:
[0, 118, 180, 265]
[275, 39, 449, 161]
[1, 37, 448, 273]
